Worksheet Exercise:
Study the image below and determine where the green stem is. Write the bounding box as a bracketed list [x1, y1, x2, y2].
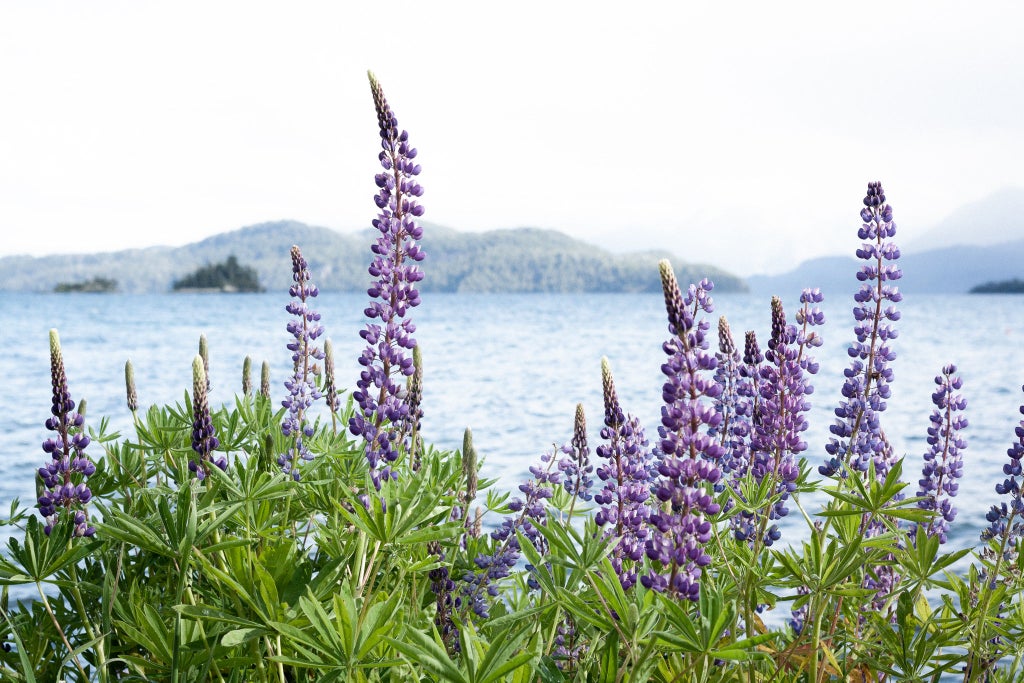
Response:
[37, 581, 91, 682]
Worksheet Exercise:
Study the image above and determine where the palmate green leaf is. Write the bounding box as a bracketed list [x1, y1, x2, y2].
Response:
[0, 602, 37, 683]
[0, 516, 99, 584]
[387, 624, 467, 683]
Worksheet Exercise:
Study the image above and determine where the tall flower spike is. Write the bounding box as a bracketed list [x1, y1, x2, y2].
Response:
[349, 72, 426, 489]
[407, 344, 425, 472]
[279, 245, 325, 480]
[979, 384, 1024, 587]
[559, 404, 594, 510]
[198, 333, 210, 392]
[912, 364, 967, 544]
[594, 357, 652, 590]
[642, 261, 722, 601]
[711, 317, 749, 479]
[324, 339, 340, 434]
[36, 330, 96, 537]
[462, 427, 479, 532]
[189, 355, 224, 480]
[821, 181, 902, 479]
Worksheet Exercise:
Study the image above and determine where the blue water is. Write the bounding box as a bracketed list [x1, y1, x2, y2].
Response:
[3, 289, 1024, 562]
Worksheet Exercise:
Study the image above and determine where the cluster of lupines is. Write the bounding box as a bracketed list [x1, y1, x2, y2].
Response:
[737, 293, 822, 546]
[188, 355, 225, 480]
[349, 72, 426, 489]
[912, 364, 967, 544]
[463, 450, 561, 618]
[642, 263, 723, 601]
[821, 181, 902, 479]
[979, 385, 1024, 583]
[279, 245, 326, 480]
[593, 357, 653, 589]
[36, 329, 95, 537]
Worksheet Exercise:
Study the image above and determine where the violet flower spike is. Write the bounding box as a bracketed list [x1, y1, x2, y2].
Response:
[189, 355, 224, 480]
[821, 181, 902, 479]
[559, 403, 594, 511]
[279, 245, 325, 480]
[594, 357, 652, 590]
[349, 72, 426, 489]
[36, 329, 96, 537]
[642, 262, 723, 602]
[911, 364, 967, 544]
[711, 316, 750, 480]
[979, 384, 1024, 589]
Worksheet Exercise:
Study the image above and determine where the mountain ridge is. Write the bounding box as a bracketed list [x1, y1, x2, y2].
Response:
[0, 220, 747, 294]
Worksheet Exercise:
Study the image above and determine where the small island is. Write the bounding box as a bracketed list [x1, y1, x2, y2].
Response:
[969, 278, 1024, 294]
[172, 255, 263, 293]
[54, 276, 118, 293]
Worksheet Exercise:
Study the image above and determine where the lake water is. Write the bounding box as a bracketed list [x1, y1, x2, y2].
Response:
[3, 288, 1024, 562]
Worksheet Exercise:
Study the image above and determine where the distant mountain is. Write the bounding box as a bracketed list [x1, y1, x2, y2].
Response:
[748, 239, 1024, 297]
[903, 186, 1024, 252]
[0, 220, 746, 294]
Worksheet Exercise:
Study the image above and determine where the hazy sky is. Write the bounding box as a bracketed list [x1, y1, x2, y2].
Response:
[2, 1, 1022, 275]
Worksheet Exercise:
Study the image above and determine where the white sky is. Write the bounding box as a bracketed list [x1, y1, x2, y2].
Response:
[1, 1, 1022, 275]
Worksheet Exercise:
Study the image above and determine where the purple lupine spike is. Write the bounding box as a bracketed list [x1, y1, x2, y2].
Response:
[559, 404, 594, 506]
[594, 357, 652, 590]
[36, 329, 96, 537]
[349, 72, 426, 490]
[642, 262, 723, 602]
[427, 540, 460, 654]
[911, 364, 967, 544]
[711, 317, 749, 479]
[979, 385, 1024, 589]
[462, 448, 559, 618]
[188, 355, 224, 480]
[737, 293, 822, 547]
[279, 245, 325, 480]
[821, 181, 902, 479]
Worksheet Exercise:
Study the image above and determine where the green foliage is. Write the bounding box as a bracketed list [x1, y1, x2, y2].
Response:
[172, 255, 263, 292]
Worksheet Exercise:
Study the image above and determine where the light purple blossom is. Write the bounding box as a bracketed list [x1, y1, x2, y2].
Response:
[821, 181, 902, 479]
[279, 245, 325, 480]
[912, 364, 967, 544]
[349, 72, 426, 489]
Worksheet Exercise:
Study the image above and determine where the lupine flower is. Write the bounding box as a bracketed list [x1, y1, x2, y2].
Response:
[279, 245, 325, 480]
[821, 181, 902, 479]
[594, 357, 652, 589]
[37, 329, 96, 537]
[552, 615, 585, 672]
[711, 317, 749, 480]
[323, 339, 340, 414]
[642, 262, 723, 601]
[735, 293, 822, 547]
[979, 385, 1024, 587]
[559, 404, 594, 510]
[349, 72, 426, 489]
[463, 450, 558, 618]
[460, 427, 481, 535]
[912, 364, 967, 544]
[242, 355, 253, 397]
[189, 355, 225, 480]
[125, 359, 139, 414]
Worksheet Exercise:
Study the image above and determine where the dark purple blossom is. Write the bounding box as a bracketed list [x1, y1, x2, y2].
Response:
[279, 245, 325, 480]
[559, 404, 594, 507]
[427, 540, 460, 654]
[189, 355, 225, 480]
[36, 329, 96, 537]
[911, 365, 967, 544]
[642, 261, 723, 601]
[821, 181, 902, 479]
[349, 72, 426, 489]
[711, 317, 750, 479]
[594, 357, 653, 589]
